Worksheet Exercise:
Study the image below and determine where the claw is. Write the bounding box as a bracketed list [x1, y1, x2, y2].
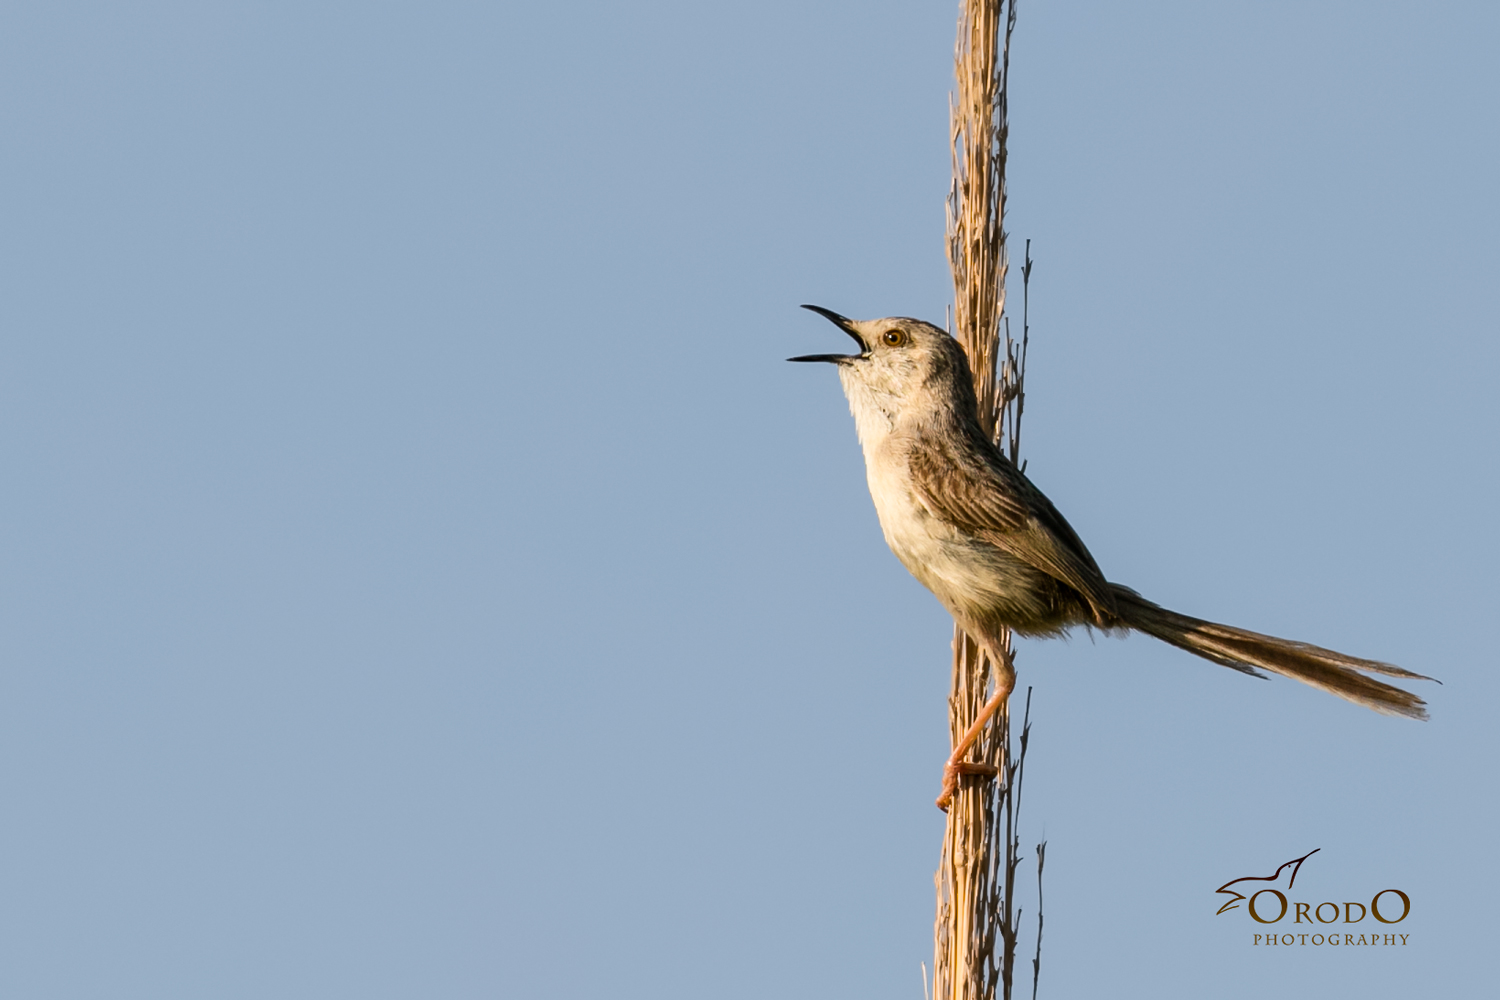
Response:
[936, 762, 959, 811]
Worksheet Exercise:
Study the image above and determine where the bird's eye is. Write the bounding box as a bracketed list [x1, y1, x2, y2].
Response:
[882, 329, 908, 347]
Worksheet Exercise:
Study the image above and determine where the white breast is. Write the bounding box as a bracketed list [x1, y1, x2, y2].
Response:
[840, 372, 1038, 622]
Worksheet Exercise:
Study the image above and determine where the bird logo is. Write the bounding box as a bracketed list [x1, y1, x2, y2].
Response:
[1215, 849, 1321, 915]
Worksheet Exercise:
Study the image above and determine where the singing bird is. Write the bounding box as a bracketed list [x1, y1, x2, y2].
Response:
[789, 306, 1433, 807]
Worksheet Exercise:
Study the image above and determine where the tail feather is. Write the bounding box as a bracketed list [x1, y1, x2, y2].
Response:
[1110, 585, 1434, 721]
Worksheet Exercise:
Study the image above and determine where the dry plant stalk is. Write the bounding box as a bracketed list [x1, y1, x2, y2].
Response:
[932, 2, 1042, 999]
[946, 0, 1012, 443]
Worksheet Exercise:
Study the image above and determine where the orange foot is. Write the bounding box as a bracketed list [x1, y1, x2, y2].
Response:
[935, 758, 1000, 811]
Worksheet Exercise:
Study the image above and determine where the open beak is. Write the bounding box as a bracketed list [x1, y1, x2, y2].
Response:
[788, 304, 867, 363]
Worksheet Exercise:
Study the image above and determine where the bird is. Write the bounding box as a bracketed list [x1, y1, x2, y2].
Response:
[1214, 848, 1320, 915]
[789, 305, 1434, 808]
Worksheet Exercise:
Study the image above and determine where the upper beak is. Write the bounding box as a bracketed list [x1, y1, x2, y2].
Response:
[788, 304, 867, 363]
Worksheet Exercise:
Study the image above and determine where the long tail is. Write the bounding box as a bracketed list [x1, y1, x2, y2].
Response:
[1110, 584, 1434, 720]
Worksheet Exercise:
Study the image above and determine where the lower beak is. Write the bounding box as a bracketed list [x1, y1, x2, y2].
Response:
[788, 304, 867, 363]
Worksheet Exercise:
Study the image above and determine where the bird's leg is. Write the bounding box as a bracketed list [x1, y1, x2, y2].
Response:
[936, 642, 1016, 811]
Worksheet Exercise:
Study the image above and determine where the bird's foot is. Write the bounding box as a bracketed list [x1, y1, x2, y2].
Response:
[935, 758, 1000, 811]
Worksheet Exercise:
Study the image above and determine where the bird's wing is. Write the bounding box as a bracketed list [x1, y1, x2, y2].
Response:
[908, 434, 1119, 625]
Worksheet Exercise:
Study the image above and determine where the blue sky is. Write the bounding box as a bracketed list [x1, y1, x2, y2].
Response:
[0, 2, 1495, 997]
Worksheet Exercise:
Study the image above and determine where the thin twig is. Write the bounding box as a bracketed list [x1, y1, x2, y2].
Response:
[1031, 841, 1046, 1000]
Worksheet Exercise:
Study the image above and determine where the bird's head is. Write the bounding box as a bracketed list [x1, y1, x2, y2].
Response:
[789, 306, 974, 434]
